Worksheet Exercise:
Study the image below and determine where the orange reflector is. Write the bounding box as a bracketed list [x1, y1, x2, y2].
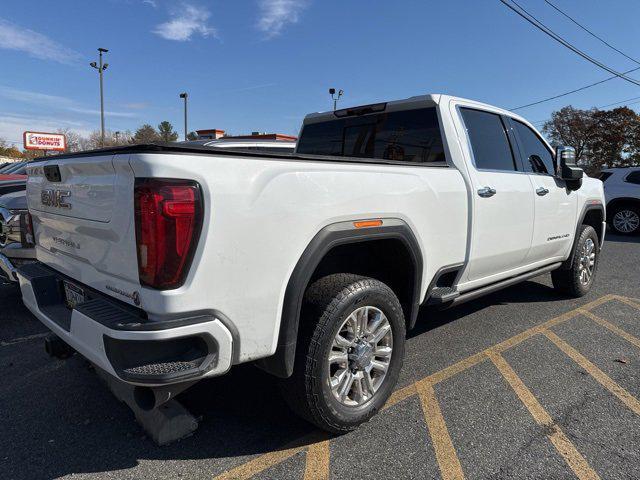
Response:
[354, 219, 383, 228]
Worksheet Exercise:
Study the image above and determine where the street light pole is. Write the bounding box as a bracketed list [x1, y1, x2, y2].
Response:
[90, 48, 109, 146]
[179, 92, 188, 141]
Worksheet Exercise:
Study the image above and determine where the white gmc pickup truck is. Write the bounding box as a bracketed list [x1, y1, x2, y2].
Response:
[19, 94, 605, 433]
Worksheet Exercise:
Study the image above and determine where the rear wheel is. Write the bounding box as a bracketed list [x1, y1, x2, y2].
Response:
[551, 225, 599, 297]
[280, 274, 405, 433]
[609, 205, 640, 235]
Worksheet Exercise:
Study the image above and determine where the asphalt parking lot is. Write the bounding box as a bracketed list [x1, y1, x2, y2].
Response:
[1, 233, 639, 480]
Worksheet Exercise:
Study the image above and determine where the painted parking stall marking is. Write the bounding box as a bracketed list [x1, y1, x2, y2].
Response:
[213, 294, 640, 479]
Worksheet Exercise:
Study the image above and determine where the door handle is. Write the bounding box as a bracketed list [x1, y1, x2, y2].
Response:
[536, 187, 550, 196]
[477, 186, 497, 198]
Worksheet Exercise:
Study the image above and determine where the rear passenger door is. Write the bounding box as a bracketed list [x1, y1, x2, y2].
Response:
[459, 108, 535, 283]
[509, 119, 578, 263]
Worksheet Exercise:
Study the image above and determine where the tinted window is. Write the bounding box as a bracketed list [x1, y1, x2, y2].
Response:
[626, 171, 640, 185]
[512, 120, 555, 175]
[598, 172, 613, 182]
[297, 108, 446, 164]
[460, 108, 517, 171]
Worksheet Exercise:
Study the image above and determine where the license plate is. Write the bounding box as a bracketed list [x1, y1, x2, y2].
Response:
[63, 281, 86, 309]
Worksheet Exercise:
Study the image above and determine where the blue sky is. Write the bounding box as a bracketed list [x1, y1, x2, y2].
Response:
[1, 0, 640, 146]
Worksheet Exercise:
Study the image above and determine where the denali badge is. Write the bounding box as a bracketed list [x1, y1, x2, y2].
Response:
[106, 285, 141, 306]
[41, 189, 72, 209]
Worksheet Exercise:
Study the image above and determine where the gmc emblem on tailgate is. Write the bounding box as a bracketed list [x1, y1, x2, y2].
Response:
[41, 189, 72, 209]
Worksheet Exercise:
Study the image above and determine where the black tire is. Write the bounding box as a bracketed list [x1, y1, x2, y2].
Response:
[608, 204, 640, 236]
[280, 273, 406, 433]
[551, 225, 599, 297]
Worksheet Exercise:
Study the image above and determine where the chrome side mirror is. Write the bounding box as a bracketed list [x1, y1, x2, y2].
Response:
[555, 146, 583, 190]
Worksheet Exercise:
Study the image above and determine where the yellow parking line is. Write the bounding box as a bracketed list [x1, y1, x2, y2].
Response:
[579, 309, 640, 349]
[425, 294, 615, 386]
[303, 438, 330, 480]
[212, 294, 617, 479]
[544, 330, 640, 416]
[488, 352, 600, 480]
[213, 437, 312, 480]
[427, 351, 488, 385]
[383, 382, 417, 410]
[416, 380, 465, 480]
[615, 295, 640, 311]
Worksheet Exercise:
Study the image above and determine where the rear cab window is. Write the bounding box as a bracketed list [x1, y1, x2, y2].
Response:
[460, 108, 517, 172]
[296, 106, 446, 165]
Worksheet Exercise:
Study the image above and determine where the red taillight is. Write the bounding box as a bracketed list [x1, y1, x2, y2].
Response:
[21, 212, 35, 247]
[134, 178, 203, 290]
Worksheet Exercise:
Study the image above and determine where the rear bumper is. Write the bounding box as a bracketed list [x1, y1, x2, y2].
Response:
[17, 262, 234, 386]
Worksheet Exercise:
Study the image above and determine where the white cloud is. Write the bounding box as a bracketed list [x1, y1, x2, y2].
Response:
[257, 0, 309, 38]
[0, 18, 81, 65]
[0, 112, 92, 145]
[0, 85, 137, 118]
[153, 4, 216, 41]
[143, 0, 157, 7]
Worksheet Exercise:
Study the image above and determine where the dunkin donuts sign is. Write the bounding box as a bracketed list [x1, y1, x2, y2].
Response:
[23, 131, 67, 151]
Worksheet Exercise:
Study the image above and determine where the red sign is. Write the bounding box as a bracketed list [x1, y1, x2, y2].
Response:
[23, 131, 67, 151]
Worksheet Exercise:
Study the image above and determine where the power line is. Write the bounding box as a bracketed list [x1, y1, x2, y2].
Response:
[544, 0, 640, 66]
[498, 0, 640, 88]
[600, 96, 640, 109]
[510, 0, 640, 111]
[531, 96, 640, 127]
[509, 66, 640, 110]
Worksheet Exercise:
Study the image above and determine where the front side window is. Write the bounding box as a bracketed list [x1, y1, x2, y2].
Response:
[297, 107, 446, 164]
[460, 108, 517, 171]
[512, 120, 555, 175]
[626, 171, 640, 185]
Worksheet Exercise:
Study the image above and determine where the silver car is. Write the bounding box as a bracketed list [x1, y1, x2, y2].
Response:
[0, 190, 36, 282]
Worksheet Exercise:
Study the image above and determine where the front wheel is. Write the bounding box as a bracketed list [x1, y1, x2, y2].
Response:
[551, 225, 600, 297]
[280, 274, 406, 433]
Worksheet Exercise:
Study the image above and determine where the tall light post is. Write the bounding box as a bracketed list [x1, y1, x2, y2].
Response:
[329, 88, 343, 111]
[90, 48, 109, 146]
[179, 92, 188, 141]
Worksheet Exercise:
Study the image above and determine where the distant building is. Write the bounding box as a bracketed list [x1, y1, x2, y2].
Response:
[196, 129, 226, 140]
[195, 129, 297, 142]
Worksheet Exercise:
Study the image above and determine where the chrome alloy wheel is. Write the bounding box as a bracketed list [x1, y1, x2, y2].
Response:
[578, 238, 596, 285]
[613, 210, 640, 234]
[327, 306, 393, 407]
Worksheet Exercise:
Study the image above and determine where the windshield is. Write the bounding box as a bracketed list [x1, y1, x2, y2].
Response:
[0, 162, 25, 174]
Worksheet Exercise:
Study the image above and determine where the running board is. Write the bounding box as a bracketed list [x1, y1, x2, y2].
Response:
[443, 262, 562, 309]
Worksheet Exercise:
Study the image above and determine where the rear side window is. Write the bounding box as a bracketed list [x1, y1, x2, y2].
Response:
[626, 171, 640, 185]
[598, 172, 613, 182]
[296, 107, 446, 164]
[512, 120, 555, 175]
[460, 108, 517, 171]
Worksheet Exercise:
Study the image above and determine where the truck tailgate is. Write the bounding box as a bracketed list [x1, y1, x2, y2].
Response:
[26, 154, 140, 290]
